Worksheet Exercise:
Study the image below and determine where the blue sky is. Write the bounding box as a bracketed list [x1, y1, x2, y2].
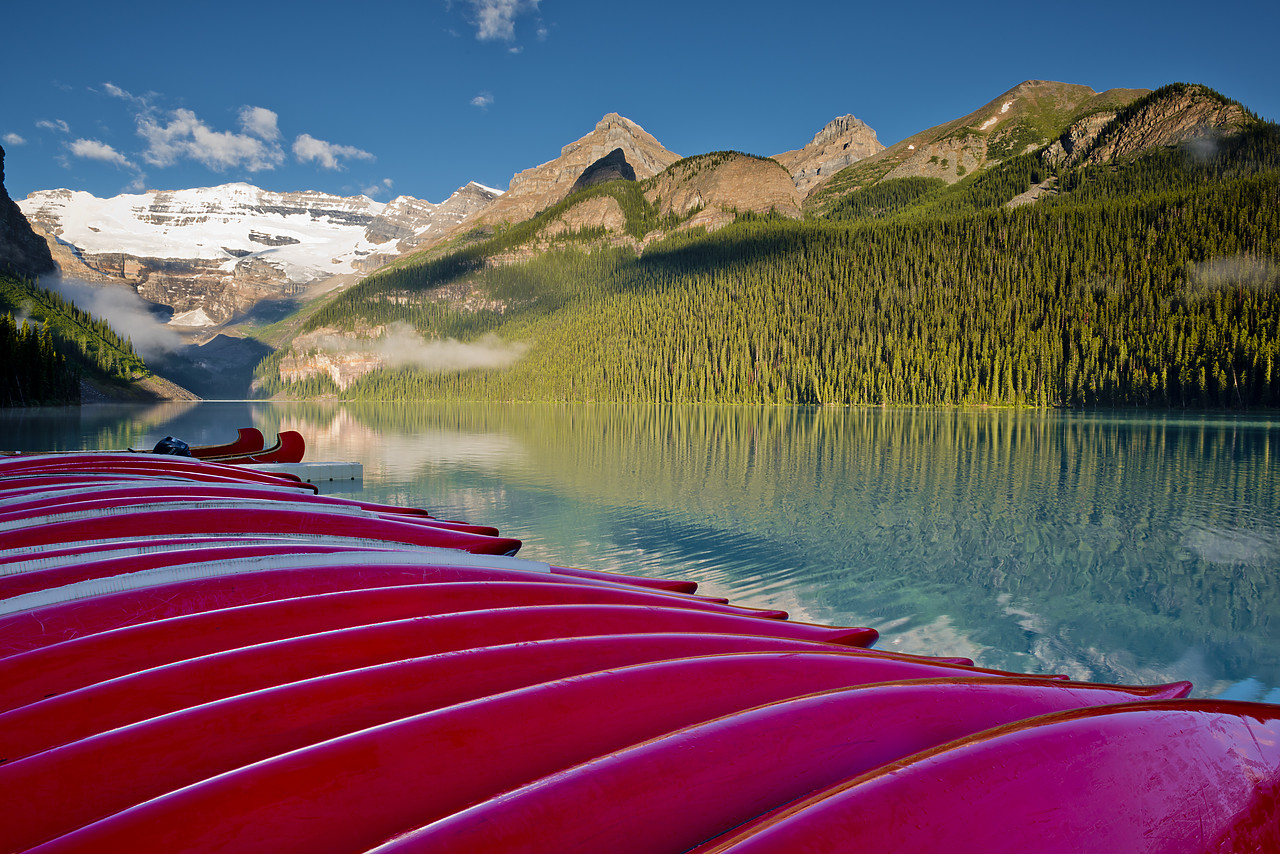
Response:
[3, 0, 1277, 204]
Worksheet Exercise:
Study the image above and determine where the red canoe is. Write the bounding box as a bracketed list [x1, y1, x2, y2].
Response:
[0, 581, 793, 702]
[0, 633, 1000, 767]
[0, 454, 314, 490]
[0, 602, 875, 715]
[12, 675, 1190, 854]
[0, 504, 522, 555]
[0, 556, 723, 655]
[3, 428, 265, 460]
[0, 470, 317, 495]
[373, 678, 1194, 854]
[680, 700, 1280, 854]
[202, 430, 305, 464]
[186, 427, 266, 459]
[0, 539, 548, 602]
[0, 481, 438, 519]
[0, 496, 497, 543]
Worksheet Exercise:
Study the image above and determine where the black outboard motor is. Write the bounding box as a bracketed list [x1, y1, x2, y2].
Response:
[152, 436, 193, 456]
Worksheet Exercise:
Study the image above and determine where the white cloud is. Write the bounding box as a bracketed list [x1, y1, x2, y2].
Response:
[95, 86, 284, 174]
[312, 322, 528, 373]
[1182, 254, 1279, 297]
[471, 92, 494, 109]
[36, 119, 70, 134]
[3, 133, 26, 146]
[102, 82, 142, 104]
[362, 178, 395, 197]
[68, 138, 137, 170]
[293, 133, 375, 170]
[238, 106, 281, 141]
[86, 84, 384, 181]
[469, 0, 540, 41]
[44, 275, 182, 358]
[138, 107, 286, 172]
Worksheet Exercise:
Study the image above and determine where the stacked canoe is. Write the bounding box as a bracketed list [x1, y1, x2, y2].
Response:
[1, 442, 1278, 852]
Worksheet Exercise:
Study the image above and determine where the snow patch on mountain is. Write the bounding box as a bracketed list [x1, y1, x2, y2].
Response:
[18, 182, 397, 283]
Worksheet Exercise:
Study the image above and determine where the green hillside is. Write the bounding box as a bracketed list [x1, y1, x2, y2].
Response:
[0, 274, 153, 405]
[258, 101, 1280, 409]
[804, 81, 1149, 216]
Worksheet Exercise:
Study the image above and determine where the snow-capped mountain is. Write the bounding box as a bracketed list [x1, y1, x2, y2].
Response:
[18, 181, 500, 326]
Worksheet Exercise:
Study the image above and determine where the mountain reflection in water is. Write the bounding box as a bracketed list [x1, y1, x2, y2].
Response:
[3, 401, 1277, 699]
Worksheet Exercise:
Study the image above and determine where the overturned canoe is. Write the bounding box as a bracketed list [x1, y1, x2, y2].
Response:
[2, 440, 1275, 854]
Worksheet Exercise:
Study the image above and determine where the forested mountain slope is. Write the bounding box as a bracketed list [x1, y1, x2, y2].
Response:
[0, 274, 200, 405]
[258, 85, 1280, 409]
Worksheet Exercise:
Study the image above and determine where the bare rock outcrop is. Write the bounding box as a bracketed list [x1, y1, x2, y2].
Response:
[645, 152, 802, 231]
[475, 114, 680, 226]
[1073, 84, 1253, 166]
[0, 145, 55, 280]
[773, 115, 884, 195]
[1042, 112, 1118, 167]
[542, 195, 628, 238]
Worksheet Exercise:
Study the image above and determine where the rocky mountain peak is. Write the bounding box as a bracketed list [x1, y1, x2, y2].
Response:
[474, 113, 681, 226]
[811, 115, 877, 148]
[773, 114, 884, 196]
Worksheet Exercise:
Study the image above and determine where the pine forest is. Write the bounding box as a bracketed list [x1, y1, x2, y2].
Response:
[0, 274, 151, 405]
[258, 115, 1280, 409]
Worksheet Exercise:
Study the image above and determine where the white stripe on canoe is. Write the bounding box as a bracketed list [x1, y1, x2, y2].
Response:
[0, 549, 554, 614]
[0, 479, 323, 508]
[0, 499, 389, 531]
[0, 538, 458, 575]
[0, 534, 468, 566]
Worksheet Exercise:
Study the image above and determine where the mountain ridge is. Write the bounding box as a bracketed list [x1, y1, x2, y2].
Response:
[11, 78, 1271, 402]
[17, 180, 498, 327]
[803, 80, 1153, 214]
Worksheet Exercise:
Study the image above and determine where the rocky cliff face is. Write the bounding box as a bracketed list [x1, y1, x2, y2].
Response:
[18, 182, 495, 325]
[772, 115, 884, 195]
[532, 150, 804, 246]
[475, 114, 681, 226]
[1041, 112, 1119, 167]
[0, 145, 55, 280]
[645, 152, 802, 230]
[1070, 84, 1254, 166]
[279, 337, 387, 390]
[569, 148, 638, 194]
[541, 195, 629, 239]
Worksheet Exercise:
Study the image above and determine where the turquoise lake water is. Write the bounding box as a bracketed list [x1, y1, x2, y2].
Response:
[4, 401, 1278, 699]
